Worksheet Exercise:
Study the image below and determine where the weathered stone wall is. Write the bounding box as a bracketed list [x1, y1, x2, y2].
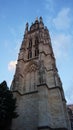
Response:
[38, 85, 52, 127]
[49, 88, 67, 129]
[11, 85, 69, 130]
[11, 91, 38, 130]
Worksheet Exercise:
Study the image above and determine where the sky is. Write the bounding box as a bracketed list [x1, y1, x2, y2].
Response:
[0, 0, 73, 104]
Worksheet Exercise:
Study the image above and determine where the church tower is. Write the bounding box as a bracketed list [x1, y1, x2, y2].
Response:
[11, 17, 71, 130]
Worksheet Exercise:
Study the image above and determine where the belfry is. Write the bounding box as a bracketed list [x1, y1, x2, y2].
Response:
[11, 17, 71, 130]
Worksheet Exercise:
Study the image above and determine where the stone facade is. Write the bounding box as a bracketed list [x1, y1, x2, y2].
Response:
[11, 17, 71, 130]
[68, 104, 73, 130]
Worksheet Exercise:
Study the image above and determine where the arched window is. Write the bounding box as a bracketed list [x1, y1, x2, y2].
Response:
[35, 47, 39, 57]
[35, 37, 39, 45]
[35, 37, 39, 57]
[29, 39, 32, 48]
[28, 39, 32, 59]
[28, 50, 32, 59]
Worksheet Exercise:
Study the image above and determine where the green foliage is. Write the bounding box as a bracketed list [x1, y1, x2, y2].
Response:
[0, 81, 18, 130]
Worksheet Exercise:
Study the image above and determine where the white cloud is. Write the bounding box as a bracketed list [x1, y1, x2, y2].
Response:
[44, 3, 73, 104]
[53, 8, 71, 30]
[8, 80, 12, 87]
[66, 85, 73, 104]
[8, 60, 17, 71]
[51, 33, 72, 59]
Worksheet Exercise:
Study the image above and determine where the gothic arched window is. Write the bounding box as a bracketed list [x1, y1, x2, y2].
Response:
[29, 39, 32, 48]
[35, 47, 39, 57]
[35, 37, 39, 57]
[28, 39, 32, 59]
[35, 37, 39, 45]
[28, 50, 32, 59]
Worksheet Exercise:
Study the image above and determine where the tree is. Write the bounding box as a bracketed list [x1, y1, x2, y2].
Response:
[0, 81, 18, 130]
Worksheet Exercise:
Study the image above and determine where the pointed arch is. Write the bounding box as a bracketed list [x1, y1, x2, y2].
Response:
[28, 38, 32, 59]
[34, 36, 39, 57]
[23, 61, 39, 92]
[24, 61, 38, 74]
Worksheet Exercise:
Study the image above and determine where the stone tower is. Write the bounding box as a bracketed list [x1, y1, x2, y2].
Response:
[11, 17, 71, 130]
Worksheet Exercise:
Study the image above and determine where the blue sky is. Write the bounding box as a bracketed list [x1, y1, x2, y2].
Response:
[0, 0, 73, 104]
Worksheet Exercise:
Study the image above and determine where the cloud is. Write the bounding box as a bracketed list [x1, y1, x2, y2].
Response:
[53, 8, 71, 30]
[8, 80, 12, 87]
[51, 33, 72, 59]
[44, 3, 73, 104]
[50, 6, 73, 59]
[8, 60, 17, 71]
[65, 85, 73, 104]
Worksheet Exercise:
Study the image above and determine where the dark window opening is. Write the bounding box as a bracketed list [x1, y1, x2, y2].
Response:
[28, 51, 32, 59]
[29, 39, 32, 48]
[35, 48, 39, 57]
[35, 37, 39, 45]
[28, 39, 32, 59]
[35, 37, 39, 57]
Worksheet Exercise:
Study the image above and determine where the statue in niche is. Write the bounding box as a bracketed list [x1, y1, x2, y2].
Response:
[38, 60, 46, 84]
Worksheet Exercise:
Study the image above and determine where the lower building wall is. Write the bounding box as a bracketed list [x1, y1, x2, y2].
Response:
[38, 126, 52, 130]
[38, 85, 52, 127]
[38, 128, 51, 130]
[11, 91, 38, 130]
[38, 126, 68, 130]
[48, 88, 69, 129]
[11, 85, 70, 130]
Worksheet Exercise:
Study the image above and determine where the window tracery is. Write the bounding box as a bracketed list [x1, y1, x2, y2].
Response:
[35, 37, 39, 57]
[28, 39, 32, 59]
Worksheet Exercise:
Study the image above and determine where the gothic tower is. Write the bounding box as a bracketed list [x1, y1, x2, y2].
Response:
[11, 17, 71, 130]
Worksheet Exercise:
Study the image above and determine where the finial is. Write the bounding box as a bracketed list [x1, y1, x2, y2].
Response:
[39, 16, 43, 23]
[25, 22, 29, 33]
[36, 17, 38, 21]
[26, 22, 28, 30]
